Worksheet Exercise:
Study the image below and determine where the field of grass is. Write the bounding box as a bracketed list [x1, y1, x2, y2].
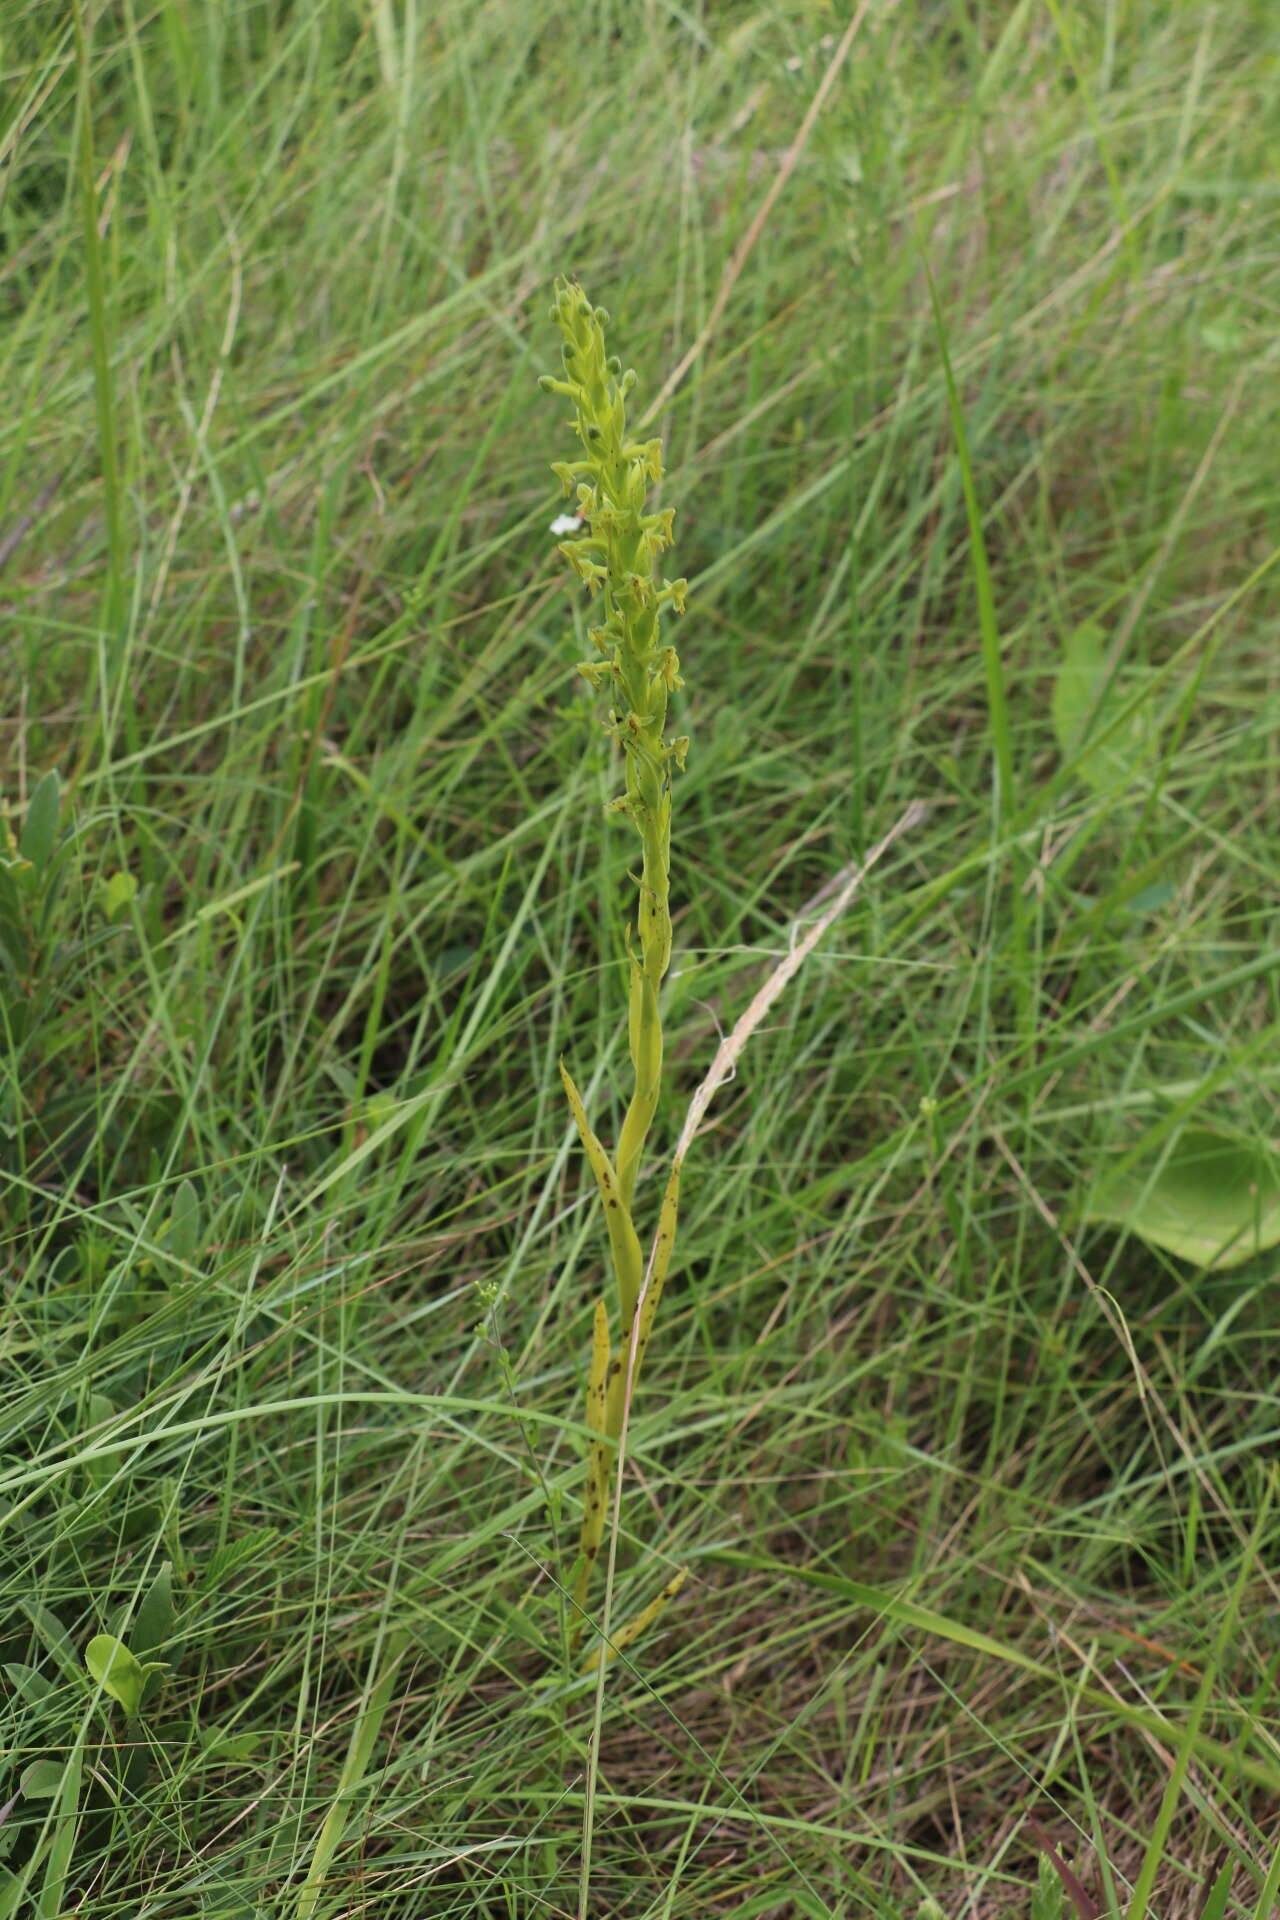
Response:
[3, 2, 1280, 1915]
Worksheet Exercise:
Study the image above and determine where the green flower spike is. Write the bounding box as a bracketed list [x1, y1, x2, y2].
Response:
[540, 278, 688, 1661]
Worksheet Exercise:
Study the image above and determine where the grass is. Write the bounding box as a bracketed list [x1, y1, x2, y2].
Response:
[2, 1, 1279, 1915]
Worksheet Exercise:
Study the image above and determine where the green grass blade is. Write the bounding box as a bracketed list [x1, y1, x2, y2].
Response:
[294, 1630, 409, 1920]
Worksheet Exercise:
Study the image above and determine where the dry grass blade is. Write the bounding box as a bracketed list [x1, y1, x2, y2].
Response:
[670, 801, 927, 1170]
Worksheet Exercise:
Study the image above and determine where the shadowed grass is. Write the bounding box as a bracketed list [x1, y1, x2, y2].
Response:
[1, 1, 1279, 1915]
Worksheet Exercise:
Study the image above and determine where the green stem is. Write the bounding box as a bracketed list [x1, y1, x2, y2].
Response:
[540, 278, 688, 1647]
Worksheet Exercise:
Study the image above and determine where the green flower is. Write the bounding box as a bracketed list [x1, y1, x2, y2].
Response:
[540, 279, 691, 1653]
[539, 277, 688, 836]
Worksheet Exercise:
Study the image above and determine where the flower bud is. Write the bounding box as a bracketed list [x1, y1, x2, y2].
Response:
[540, 279, 688, 814]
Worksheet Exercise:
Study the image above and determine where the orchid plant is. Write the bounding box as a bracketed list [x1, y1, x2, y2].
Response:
[539, 280, 689, 1663]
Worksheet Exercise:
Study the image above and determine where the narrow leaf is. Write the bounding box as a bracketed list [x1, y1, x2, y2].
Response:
[132, 1561, 175, 1657]
[18, 771, 60, 876]
[139, 1660, 171, 1711]
[84, 1391, 120, 1492]
[36, 1729, 81, 1920]
[165, 1180, 201, 1265]
[4, 1662, 52, 1706]
[559, 1060, 644, 1326]
[1251, 1832, 1280, 1920]
[21, 1605, 78, 1683]
[1126, 1647, 1219, 1920]
[294, 1631, 409, 1919]
[1197, 1855, 1231, 1920]
[581, 1568, 686, 1674]
[572, 1300, 614, 1630]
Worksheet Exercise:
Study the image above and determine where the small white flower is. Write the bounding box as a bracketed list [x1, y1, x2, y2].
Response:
[550, 512, 584, 537]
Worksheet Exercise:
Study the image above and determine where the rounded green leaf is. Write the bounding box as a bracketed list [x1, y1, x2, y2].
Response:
[96, 869, 138, 923]
[20, 1759, 65, 1798]
[197, 1725, 267, 1766]
[85, 1633, 146, 1717]
[1051, 622, 1150, 796]
[1085, 1126, 1280, 1269]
